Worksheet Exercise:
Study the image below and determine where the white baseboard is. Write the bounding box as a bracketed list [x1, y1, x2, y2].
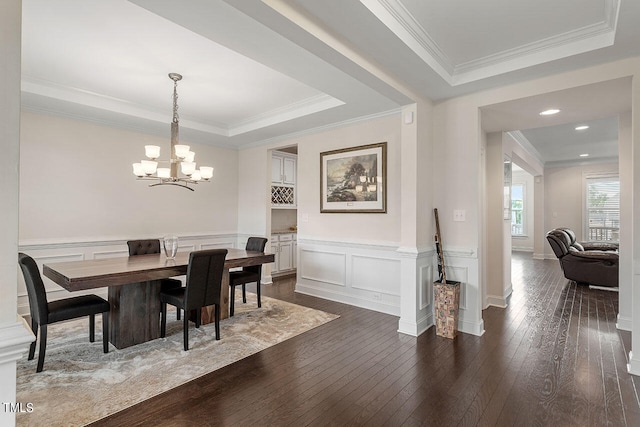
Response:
[398, 311, 433, 337]
[295, 283, 400, 316]
[617, 313, 632, 331]
[628, 351, 640, 377]
[458, 316, 485, 336]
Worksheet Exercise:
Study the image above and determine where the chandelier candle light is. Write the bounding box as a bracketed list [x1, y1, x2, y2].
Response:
[132, 73, 214, 191]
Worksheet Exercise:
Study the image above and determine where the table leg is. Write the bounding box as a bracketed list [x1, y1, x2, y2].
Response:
[200, 269, 230, 324]
[108, 280, 161, 349]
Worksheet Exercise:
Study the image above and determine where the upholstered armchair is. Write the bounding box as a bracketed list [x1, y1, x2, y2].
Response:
[546, 228, 618, 288]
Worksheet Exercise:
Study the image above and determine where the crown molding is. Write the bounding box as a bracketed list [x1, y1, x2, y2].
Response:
[360, 0, 453, 81]
[228, 94, 344, 136]
[453, 19, 618, 85]
[507, 131, 544, 165]
[242, 107, 402, 149]
[21, 75, 343, 139]
[362, 0, 621, 86]
[544, 156, 618, 169]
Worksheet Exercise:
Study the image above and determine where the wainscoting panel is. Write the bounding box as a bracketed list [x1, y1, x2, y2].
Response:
[446, 265, 468, 310]
[351, 255, 401, 295]
[297, 239, 401, 316]
[93, 249, 129, 260]
[419, 265, 433, 310]
[299, 249, 346, 287]
[17, 233, 239, 317]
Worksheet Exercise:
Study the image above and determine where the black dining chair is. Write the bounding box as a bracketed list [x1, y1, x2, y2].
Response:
[127, 239, 184, 320]
[229, 237, 268, 317]
[160, 249, 228, 351]
[18, 253, 110, 373]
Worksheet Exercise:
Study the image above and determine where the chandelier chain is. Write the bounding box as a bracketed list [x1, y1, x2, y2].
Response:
[172, 79, 179, 124]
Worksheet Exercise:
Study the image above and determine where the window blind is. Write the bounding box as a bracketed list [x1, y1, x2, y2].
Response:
[585, 176, 619, 242]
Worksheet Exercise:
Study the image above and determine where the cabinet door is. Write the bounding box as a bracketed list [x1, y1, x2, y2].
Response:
[279, 241, 293, 271]
[293, 240, 297, 269]
[271, 242, 280, 272]
[271, 156, 283, 184]
[283, 157, 296, 185]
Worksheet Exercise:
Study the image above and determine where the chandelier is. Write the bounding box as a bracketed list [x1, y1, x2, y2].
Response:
[132, 73, 213, 191]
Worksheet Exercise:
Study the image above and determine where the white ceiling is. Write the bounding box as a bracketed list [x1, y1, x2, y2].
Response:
[20, 0, 639, 161]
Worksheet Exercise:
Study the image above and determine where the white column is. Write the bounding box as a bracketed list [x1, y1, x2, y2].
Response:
[398, 101, 434, 336]
[628, 75, 640, 375]
[0, 1, 35, 425]
[618, 112, 633, 331]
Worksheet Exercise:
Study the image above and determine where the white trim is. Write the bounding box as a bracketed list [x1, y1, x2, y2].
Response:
[506, 131, 544, 166]
[22, 76, 345, 139]
[486, 284, 513, 308]
[243, 108, 402, 149]
[0, 318, 34, 365]
[628, 351, 640, 377]
[398, 311, 432, 337]
[360, 0, 620, 86]
[617, 313, 632, 331]
[229, 94, 344, 136]
[19, 232, 239, 250]
[298, 236, 400, 252]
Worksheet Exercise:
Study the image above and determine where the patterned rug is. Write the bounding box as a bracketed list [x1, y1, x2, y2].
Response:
[16, 294, 338, 426]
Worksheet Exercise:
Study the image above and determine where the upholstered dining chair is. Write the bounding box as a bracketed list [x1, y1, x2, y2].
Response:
[18, 253, 110, 373]
[127, 239, 184, 320]
[160, 249, 228, 351]
[229, 237, 268, 317]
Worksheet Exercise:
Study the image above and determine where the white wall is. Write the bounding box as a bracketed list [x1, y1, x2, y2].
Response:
[17, 111, 241, 314]
[238, 114, 408, 316]
[19, 111, 239, 242]
[293, 115, 404, 314]
[543, 162, 618, 257]
[296, 115, 402, 244]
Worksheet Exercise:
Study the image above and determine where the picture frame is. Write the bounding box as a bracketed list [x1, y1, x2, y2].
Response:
[320, 142, 387, 213]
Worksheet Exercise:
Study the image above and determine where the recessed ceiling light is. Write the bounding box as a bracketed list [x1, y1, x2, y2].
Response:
[539, 109, 560, 116]
[579, 153, 590, 157]
[575, 125, 589, 130]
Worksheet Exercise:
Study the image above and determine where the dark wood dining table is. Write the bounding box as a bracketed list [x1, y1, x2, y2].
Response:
[43, 248, 274, 349]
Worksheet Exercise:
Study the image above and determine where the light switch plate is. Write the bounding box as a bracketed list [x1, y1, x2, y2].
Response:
[453, 210, 466, 222]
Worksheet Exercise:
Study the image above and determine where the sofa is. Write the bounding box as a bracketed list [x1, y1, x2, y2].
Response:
[546, 228, 618, 288]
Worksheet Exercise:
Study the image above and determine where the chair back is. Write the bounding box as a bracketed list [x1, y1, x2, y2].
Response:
[546, 230, 570, 258]
[184, 249, 228, 310]
[246, 237, 268, 252]
[18, 253, 49, 324]
[558, 227, 585, 251]
[127, 239, 161, 256]
[245, 237, 268, 274]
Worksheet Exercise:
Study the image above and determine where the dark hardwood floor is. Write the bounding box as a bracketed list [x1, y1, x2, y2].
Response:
[91, 253, 640, 426]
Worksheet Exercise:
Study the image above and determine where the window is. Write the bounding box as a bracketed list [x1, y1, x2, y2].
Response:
[585, 175, 619, 242]
[511, 183, 525, 236]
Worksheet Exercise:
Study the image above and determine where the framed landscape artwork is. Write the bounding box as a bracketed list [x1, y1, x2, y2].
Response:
[320, 142, 387, 213]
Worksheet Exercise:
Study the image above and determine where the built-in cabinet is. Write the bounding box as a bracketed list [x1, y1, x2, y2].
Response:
[271, 233, 296, 274]
[272, 153, 296, 185]
[271, 152, 297, 208]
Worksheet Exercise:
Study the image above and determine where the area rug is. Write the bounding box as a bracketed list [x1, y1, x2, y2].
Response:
[16, 294, 338, 427]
